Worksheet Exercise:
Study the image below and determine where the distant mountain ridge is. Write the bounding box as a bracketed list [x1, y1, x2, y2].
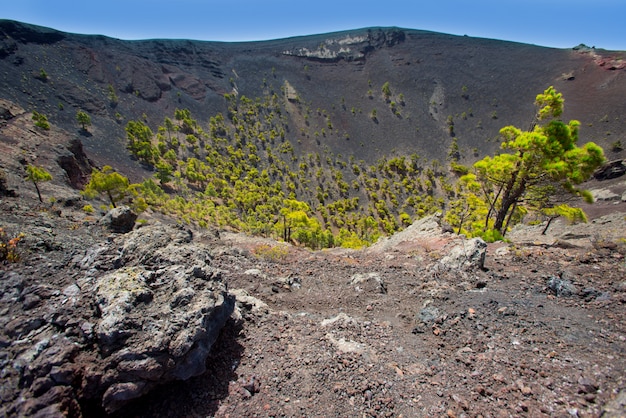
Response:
[1, 20, 624, 172]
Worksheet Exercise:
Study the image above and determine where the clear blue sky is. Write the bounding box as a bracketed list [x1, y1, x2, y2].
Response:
[3, 0, 625, 50]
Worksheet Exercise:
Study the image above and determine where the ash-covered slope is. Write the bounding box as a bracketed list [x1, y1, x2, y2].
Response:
[1, 20, 624, 176]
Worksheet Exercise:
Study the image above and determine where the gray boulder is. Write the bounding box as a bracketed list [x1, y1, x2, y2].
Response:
[349, 272, 387, 294]
[439, 237, 487, 271]
[98, 206, 137, 233]
[86, 224, 233, 413]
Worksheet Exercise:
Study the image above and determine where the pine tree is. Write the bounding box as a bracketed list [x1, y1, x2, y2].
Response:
[459, 87, 605, 236]
[26, 165, 52, 202]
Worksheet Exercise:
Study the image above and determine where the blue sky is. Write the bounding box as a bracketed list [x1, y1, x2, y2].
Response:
[3, 0, 625, 50]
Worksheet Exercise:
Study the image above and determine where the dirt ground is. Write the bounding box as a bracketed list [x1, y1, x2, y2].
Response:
[110, 215, 626, 418]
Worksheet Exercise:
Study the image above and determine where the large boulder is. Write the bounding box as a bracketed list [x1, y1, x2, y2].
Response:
[85, 224, 234, 413]
[98, 206, 137, 233]
[1, 223, 234, 416]
[439, 237, 487, 271]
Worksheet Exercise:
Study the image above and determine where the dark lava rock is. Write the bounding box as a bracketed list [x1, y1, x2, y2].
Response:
[547, 276, 579, 297]
[98, 206, 137, 233]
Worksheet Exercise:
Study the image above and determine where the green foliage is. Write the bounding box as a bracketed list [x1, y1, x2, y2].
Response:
[542, 204, 587, 223]
[253, 244, 289, 261]
[479, 229, 504, 243]
[82, 166, 130, 208]
[107, 84, 119, 105]
[76, 110, 91, 131]
[452, 87, 605, 237]
[111, 92, 454, 249]
[37, 68, 48, 81]
[126, 120, 156, 165]
[154, 159, 174, 184]
[381, 82, 392, 101]
[32, 111, 50, 130]
[450, 162, 469, 176]
[26, 164, 52, 203]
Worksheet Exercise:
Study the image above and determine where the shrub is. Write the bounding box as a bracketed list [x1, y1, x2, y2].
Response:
[0, 228, 25, 263]
[26, 164, 52, 202]
[479, 229, 504, 243]
[32, 111, 50, 130]
[253, 244, 288, 261]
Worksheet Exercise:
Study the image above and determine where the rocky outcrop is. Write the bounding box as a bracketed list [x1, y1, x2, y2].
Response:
[56, 138, 93, 189]
[594, 159, 626, 180]
[83, 224, 234, 412]
[0, 223, 234, 416]
[282, 28, 405, 62]
[349, 272, 387, 294]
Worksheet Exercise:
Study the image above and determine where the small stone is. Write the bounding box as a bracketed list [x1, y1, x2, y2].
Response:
[31, 377, 54, 397]
[584, 393, 596, 403]
[50, 364, 77, 385]
[243, 375, 260, 394]
[577, 377, 598, 394]
[22, 293, 41, 310]
[364, 389, 373, 401]
[418, 306, 440, 324]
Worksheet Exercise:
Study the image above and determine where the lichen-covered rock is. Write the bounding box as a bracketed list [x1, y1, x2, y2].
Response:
[349, 272, 386, 294]
[1, 222, 234, 416]
[84, 223, 234, 412]
[547, 275, 579, 297]
[439, 237, 487, 271]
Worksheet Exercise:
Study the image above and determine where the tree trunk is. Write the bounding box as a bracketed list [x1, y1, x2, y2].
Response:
[483, 183, 503, 231]
[541, 216, 558, 235]
[493, 180, 526, 233]
[502, 201, 518, 237]
[33, 181, 43, 203]
[107, 190, 117, 208]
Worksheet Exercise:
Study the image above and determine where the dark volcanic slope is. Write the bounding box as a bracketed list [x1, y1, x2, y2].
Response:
[1, 20, 625, 175]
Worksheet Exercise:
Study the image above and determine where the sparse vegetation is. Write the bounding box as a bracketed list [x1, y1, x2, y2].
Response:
[0, 228, 24, 263]
[32, 111, 50, 130]
[36, 68, 48, 81]
[253, 244, 289, 261]
[76, 110, 91, 131]
[116, 91, 451, 249]
[107, 84, 119, 106]
[381, 82, 391, 101]
[25, 164, 52, 203]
